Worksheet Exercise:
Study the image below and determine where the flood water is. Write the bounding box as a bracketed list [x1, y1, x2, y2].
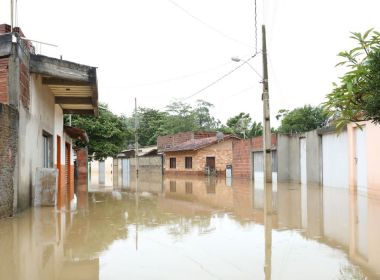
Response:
[1, 174, 380, 280]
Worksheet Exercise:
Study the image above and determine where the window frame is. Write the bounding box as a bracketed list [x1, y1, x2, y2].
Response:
[185, 157, 192, 169]
[169, 157, 176, 169]
[42, 131, 53, 168]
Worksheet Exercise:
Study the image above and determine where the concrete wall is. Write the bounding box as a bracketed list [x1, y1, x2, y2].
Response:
[278, 134, 301, 183]
[277, 130, 322, 185]
[90, 157, 113, 187]
[348, 122, 380, 196]
[18, 75, 56, 209]
[0, 104, 18, 218]
[322, 131, 349, 188]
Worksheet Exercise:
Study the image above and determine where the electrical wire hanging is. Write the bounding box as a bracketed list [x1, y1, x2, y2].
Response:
[181, 53, 260, 101]
[168, 0, 253, 49]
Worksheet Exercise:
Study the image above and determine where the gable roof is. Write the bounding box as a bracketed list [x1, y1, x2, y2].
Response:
[164, 135, 239, 152]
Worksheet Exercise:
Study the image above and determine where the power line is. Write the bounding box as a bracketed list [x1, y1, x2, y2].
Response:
[102, 61, 234, 90]
[181, 54, 260, 101]
[168, 0, 253, 49]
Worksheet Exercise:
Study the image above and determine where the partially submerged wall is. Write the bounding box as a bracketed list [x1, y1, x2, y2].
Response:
[277, 130, 322, 185]
[0, 104, 18, 218]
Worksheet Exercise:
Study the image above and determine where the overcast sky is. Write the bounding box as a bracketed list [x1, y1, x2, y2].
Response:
[1, 0, 379, 126]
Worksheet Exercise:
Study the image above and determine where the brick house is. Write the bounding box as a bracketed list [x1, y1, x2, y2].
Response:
[163, 135, 239, 176]
[0, 24, 98, 218]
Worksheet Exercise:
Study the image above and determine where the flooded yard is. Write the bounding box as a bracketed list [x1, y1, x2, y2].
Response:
[0, 175, 379, 279]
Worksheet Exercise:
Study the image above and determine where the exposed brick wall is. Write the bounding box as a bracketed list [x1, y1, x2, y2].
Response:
[69, 165, 74, 201]
[0, 24, 11, 34]
[76, 147, 88, 192]
[19, 62, 29, 110]
[232, 139, 252, 178]
[194, 131, 217, 139]
[0, 104, 18, 218]
[164, 139, 234, 176]
[232, 134, 278, 178]
[158, 132, 194, 151]
[0, 58, 9, 104]
[157, 131, 218, 151]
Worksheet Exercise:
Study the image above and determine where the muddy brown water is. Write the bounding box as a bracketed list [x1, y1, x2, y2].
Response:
[0, 174, 379, 280]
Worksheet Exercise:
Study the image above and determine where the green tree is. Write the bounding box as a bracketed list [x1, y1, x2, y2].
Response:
[248, 121, 263, 137]
[68, 104, 132, 160]
[193, 99, 219, 130]
[137, 108, 168, 146]
[277, 105, 328, 134]
[226, 113, 251, 138]
[324, 29, 380, 129]
[163, 101, 198, 133]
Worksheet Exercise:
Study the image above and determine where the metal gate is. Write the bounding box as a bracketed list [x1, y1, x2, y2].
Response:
[252, 151, 277, 180]
[99, 161, 105, 185]
[122, 159, 130, 187]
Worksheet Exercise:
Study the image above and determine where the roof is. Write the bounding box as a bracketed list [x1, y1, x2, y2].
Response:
[164, 135, 239, 152]
[30, 54, 99, 116]
[118, 146, 158, 158]
[0, 29, 99, 116]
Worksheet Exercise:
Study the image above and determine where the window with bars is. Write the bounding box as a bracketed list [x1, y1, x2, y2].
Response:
[169, 158, 176, 169]
[185, 157, 192, 169]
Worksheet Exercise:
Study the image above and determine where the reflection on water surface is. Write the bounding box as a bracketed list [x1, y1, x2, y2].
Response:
[0, 174, 379, 279]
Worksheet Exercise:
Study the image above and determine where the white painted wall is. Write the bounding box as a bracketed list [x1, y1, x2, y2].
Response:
[18, 75, 56, 209]
[322, 131, 349, 188]
[17, 74, 73, 209]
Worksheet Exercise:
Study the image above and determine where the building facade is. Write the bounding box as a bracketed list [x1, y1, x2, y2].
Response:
[0, 24, 98, 218]
[163, 135, 239, 176]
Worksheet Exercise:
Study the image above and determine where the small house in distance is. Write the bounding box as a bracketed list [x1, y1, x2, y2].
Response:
[163, 133, 239, 176]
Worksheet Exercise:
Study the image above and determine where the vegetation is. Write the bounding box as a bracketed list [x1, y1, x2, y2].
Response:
[224, 112, 264, 138]
[324, 29, 380, 129]
[67, 104, 132, 160]
[67, 100, 285, 158]
[276, 105, 328, 134]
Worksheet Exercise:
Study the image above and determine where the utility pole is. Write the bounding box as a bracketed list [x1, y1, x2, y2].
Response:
[134, 98, 139, 178]
[262, 25, 272, 184]
[10, 0, 14, 31]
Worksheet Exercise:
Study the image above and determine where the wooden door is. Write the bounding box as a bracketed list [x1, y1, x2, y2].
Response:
[206, 157, 215, 170]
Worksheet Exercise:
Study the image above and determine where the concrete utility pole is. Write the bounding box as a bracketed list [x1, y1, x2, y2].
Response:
[134, 98, 139, 177]
[262, 25, 272, 184]
[10, 0, 14, 31]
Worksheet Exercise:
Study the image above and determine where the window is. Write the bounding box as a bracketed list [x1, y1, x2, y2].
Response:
[169, 158, 176, 169]
[185, 157, 192, 169]
[42, 132, 52, 168]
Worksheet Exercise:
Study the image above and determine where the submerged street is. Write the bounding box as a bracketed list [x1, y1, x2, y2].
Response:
[0, 174, 379, 280]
